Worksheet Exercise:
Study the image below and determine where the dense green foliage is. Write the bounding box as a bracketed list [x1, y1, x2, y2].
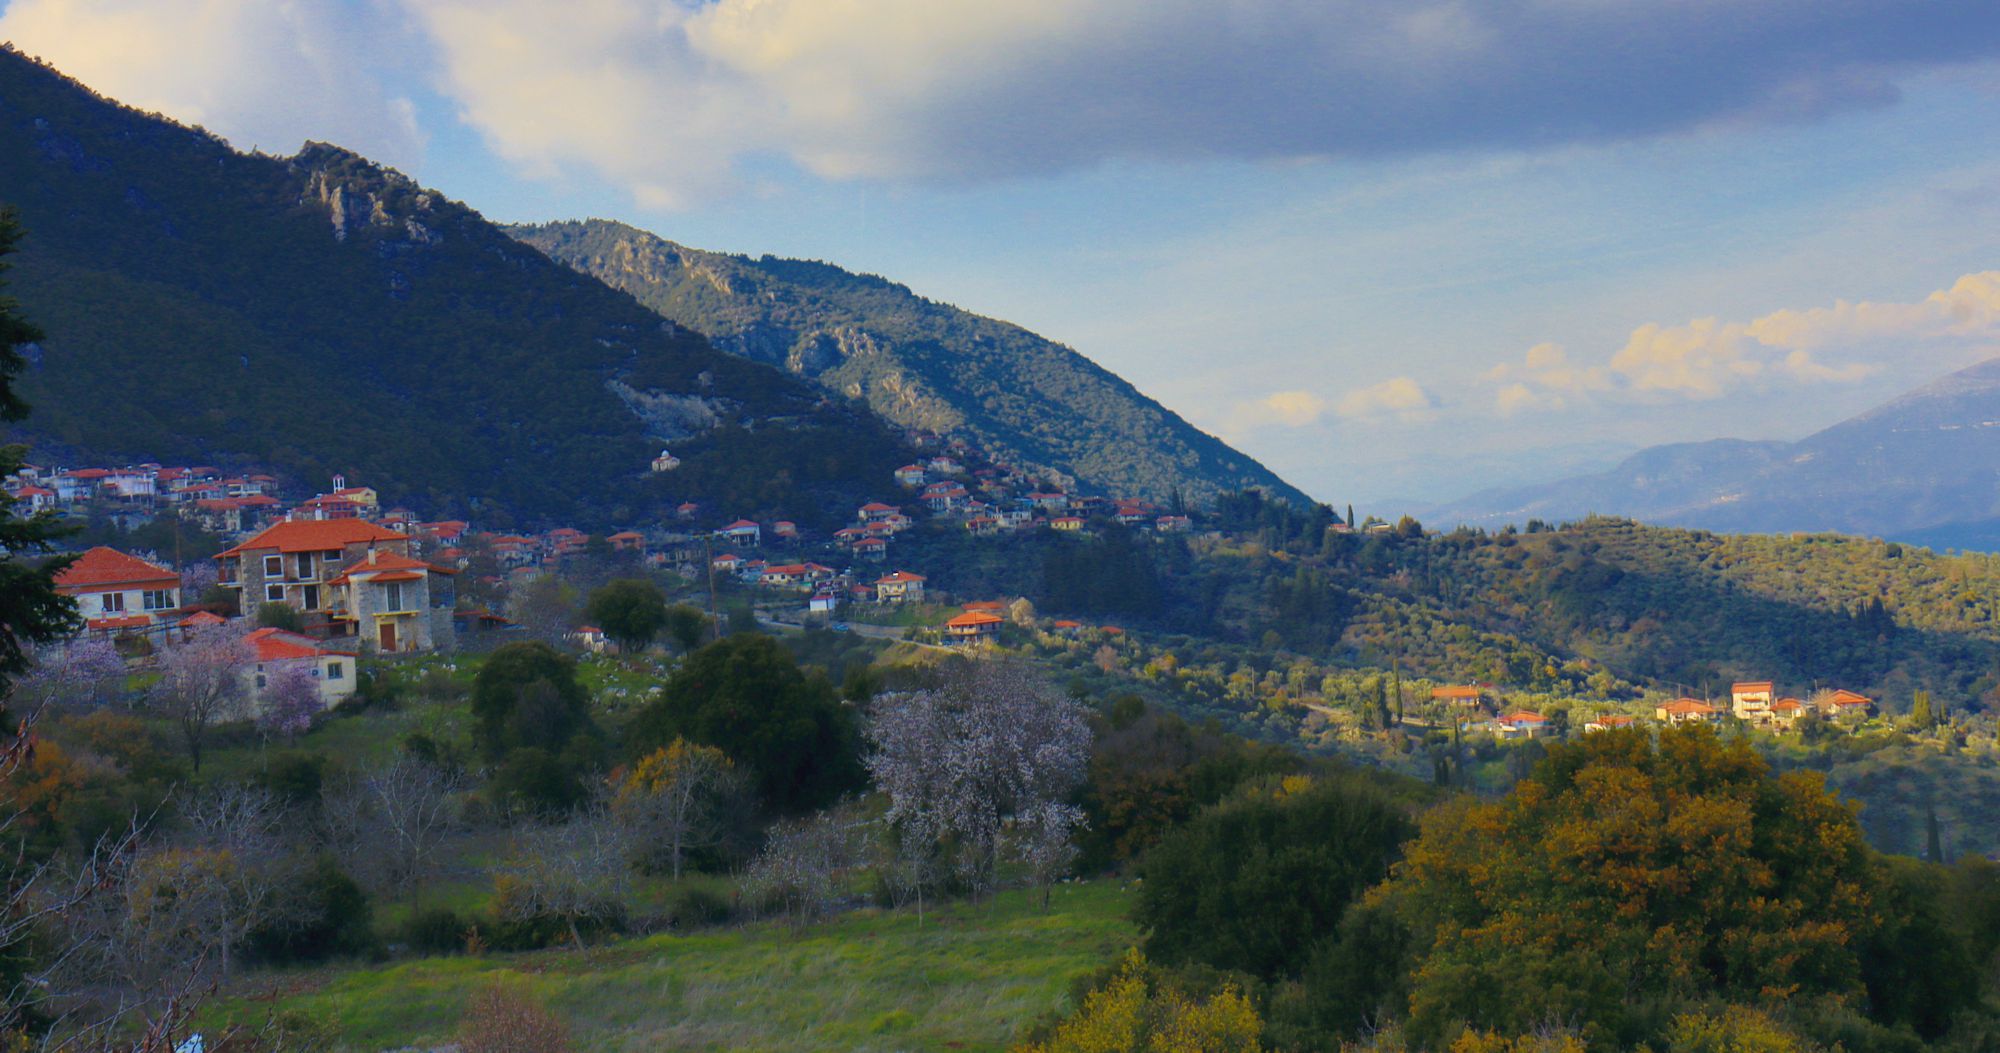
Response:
[470, 642, 591, 760]
[626, 634, 863, 813]
[0, 50, 912, 527]
[1136, 775, 1412, 981]
[512, 219, 1309, 507]
[584, 578, 668, 653]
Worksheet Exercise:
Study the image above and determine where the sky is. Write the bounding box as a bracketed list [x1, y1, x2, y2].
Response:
[4, 0, 2000, 507]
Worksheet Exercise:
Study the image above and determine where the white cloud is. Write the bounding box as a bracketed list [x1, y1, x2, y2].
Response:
[398, 0, 2000, 206]
[1490, 271, 2000, 409]
[1335, 376, 1434, 422]
[1257, 390, 1329, 427]
[0, 0, 428, 171]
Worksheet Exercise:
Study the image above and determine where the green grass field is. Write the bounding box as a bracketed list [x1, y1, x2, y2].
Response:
[204, 881, 1135, 1052]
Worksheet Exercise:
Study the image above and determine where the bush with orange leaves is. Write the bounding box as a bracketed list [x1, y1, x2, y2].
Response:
[457, 981, 572, 1053]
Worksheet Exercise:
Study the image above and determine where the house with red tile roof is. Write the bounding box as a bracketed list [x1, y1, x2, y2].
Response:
[1822, 689, 1875, 721]
[894, 465, 927, 487]
[1730, 681, 1776, 722]
[1770, 697, 1808, 727]
[945, 610, 1004, 643]
[874, 571, 926, 604]
[719, 520, 762, 546]
[1655, 697, 1719, 725]
[1584, 714, 1639, 733]
[56, 547, 182, 634]
[325, 549, 458, 654]
[244, 627, 357, 707]
[1430, 684, 1491, 707]
[216, 519, 428, 643]
[607, 531, 646, 552]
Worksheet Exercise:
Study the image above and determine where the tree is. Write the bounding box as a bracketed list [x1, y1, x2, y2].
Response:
[256, 662, 322, 743]
[322, 753, 464, 905]
[509, 574, 579, 644]
[662, 604, 710, 652]
[1136, 774, 1411, 981]
[471, 641, 590, 760]
[744, 809, 860, 929]
[612, 739, 746, 878]
[151, 620, 252, 771]
[585, 578, 668, 654]
[1386, 727, 1882, 1046]
[254, 601, 303, 632]
[627, 634, 862, 813]
[0, 209, 80, 702]
[494, 809, 627, 950]
[14, 637, 126, 710]
[866, 661, 1092, 901]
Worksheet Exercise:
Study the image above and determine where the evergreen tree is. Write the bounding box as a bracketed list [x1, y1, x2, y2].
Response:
[1926, 806, 1944, 864]
[0, 210, 79, 700]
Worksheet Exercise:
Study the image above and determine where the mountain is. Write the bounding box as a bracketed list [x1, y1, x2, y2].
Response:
[509, 219, 1311, 507]
[0, 48, 911, 528]
[1422, 357, 2000, 541]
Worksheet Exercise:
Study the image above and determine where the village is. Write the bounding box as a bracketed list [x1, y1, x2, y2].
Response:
[6, 439, 1209, 718]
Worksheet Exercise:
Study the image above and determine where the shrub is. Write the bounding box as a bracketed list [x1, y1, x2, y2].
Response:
[456, 981, 572, 1053]
[403, 907, 473, 955]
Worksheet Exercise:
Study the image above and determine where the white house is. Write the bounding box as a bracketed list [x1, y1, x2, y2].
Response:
[245, 627, 357, 708]
[54, 547, 182, 634]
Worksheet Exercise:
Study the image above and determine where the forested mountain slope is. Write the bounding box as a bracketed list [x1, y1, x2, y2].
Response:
[0, 49, 909, 528]
[1425, 356, 2000, 541]
[511, 219, 1310, 507]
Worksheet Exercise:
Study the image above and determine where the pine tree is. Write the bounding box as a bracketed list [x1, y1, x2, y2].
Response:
[1926, 806, 1945, 864]
[0, 210, 79, 701]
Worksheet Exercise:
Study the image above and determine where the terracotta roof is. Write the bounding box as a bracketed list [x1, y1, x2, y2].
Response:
[1431, 685, 1487, 700]
[1500, 711, 1547, 724]
[859, 503, 899, 513]
[56, 547, 179, 592]
[1659, 698, 1716, 716]
[607, 531, 644, 541]
[218, 519, 408, 557]
[246, 627, 351, 661]
[1730, 681, 1775, 692]
[1771, 698, 1806, 712]
[876, 571, 926, 584]
[178, 611, 227, 627]
[1591, 715, 1637, 726]
[1829, 689, 1874, 705]
[724, 520, 760, 530]
[947, 611, 1005, 628]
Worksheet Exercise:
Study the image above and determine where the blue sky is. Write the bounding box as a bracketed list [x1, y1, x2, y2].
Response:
[4, 0, 2000, 507]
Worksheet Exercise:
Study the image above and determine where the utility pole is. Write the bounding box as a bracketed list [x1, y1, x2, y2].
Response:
[704, 533, 721, 643]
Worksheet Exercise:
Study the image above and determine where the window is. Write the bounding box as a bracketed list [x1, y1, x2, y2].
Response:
[296, 552, 315, 578]
[142, 589, 174, 611]
[266, 584, 284, 603]
[301, 585, 320, 611]
[382, 581, 404, 612]
[326, 662, 344, 681]
[254, 674, 266, 689]
[263, 555, 282, 577]
[100, 592, 126, 613]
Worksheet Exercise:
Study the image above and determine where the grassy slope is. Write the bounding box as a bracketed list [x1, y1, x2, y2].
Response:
[204, 882, 1134, 1052]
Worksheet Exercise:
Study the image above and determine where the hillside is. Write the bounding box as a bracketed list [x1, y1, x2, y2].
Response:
[1422, 356, 2000, 541]
[0, 49, 911, 528]
[510, 219, 1311, 507]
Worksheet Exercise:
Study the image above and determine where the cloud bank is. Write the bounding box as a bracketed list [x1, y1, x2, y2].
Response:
[1490, 271, 2000, 412]
[0, 0, 427, 171]
[402, 0, 2000, 203]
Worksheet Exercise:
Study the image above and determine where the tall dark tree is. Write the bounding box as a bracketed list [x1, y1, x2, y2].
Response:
[584, 578, 668, 653]
[471, 642, 590, 760]
[0, 210, 78, 700]
[625, 634, 861, 813]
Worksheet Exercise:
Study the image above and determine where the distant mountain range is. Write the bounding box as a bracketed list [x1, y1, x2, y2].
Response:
[509, 220, 1309, 507]
[1423, 356, 2000, 545]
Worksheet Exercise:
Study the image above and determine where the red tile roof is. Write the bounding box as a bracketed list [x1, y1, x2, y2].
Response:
[247, 627, 352, 661]
[56, 547, 178, 592]
[947, 611, 1005, 629]
[876, 571, 926, 584]
[86, 615, 152, 631]
[218, 519, 408, 557]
